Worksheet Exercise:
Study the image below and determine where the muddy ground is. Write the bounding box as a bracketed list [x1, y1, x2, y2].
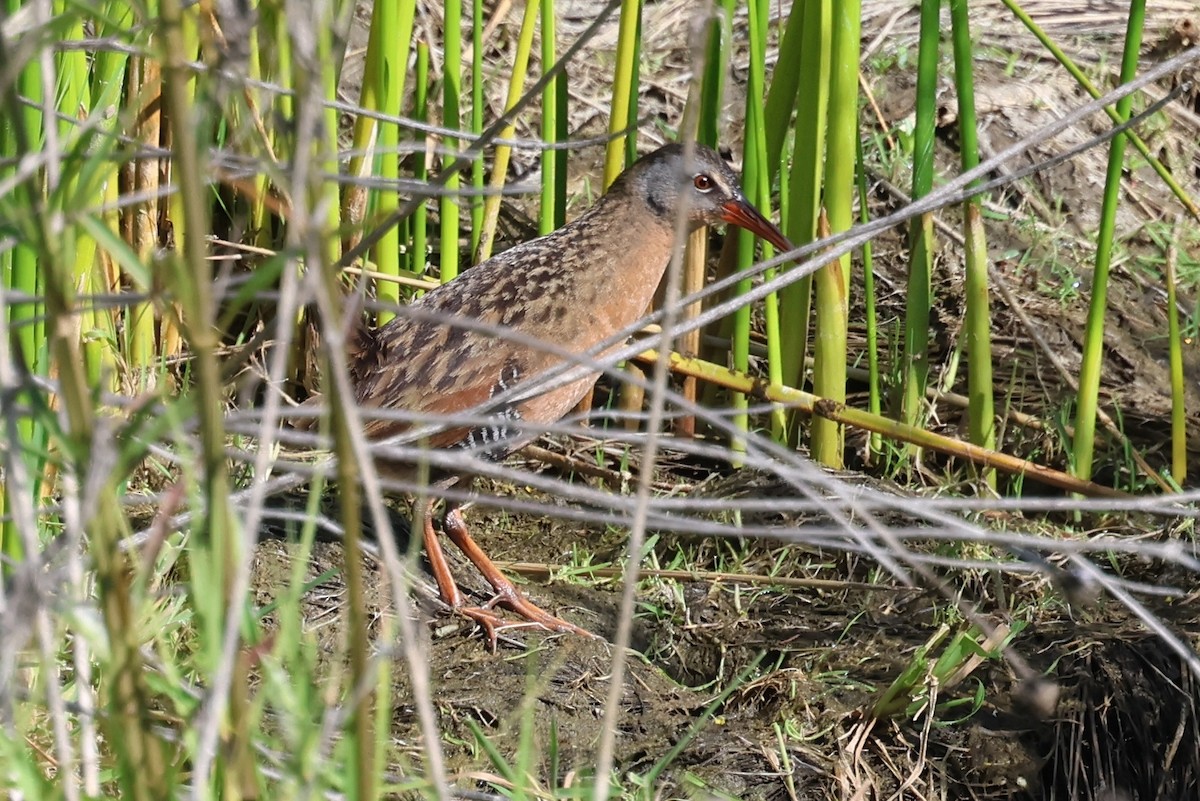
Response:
[248, 467, 1200, 800]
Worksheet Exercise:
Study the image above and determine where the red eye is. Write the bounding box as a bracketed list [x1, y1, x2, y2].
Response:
[693, 174, 714, 192]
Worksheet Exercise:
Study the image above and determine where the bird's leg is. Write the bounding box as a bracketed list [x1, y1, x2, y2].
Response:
[443, 506, 596, 639]
[418, 495, 468, 608]
[420, 496, 552, 648]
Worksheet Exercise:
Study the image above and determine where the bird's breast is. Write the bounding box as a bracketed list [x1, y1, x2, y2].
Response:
[566, 223, 676, 342]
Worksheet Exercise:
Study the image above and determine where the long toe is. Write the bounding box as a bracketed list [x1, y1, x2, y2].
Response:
[486, 586, 597, 639]
[457, 606, 531, 651]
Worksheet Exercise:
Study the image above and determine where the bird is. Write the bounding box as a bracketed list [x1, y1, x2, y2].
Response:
[331, 142, 792, 645]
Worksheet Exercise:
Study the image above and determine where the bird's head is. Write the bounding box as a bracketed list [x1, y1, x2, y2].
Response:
[619, 142, 793, 253]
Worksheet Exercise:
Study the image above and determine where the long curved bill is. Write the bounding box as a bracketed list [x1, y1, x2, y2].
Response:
[719, 198, 794, 256]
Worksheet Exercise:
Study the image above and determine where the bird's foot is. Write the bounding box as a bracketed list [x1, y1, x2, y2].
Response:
[481, 583, 596, 639]
[438, 505, 597, 645]
[452, 586, 595, 650]
[456, 605, 547, 651]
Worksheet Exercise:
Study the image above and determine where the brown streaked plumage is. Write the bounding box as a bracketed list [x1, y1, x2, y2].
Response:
[341, 142, 792, 645]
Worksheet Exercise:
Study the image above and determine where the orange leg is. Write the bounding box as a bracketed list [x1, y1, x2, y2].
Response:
[442, 507, 595, 641]
[418, 495, 468, 608]
[419, 495, 594, 646]
[419, 502, 509, 647]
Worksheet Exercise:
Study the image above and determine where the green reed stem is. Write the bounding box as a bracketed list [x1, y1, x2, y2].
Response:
[160, 0, 235, 674]
[58, 4, 101, 389]
[476, 0, 539, 261]
[779, 0, 829, 440]
[89, 1, 133, 393]
[297, 2, 377, 795]
[731, 169, 757, 455]
[949, 0, 996, 488]
[341, 0, 388, 255]
[1073, 0, 1146, 483]
[950, 0, 998, 489]
[699, 0, 734, 150]
[764, 6, 804, 180]
[553, 43, 569, 224]
[900, 0, 939, 458]
[413, 42, 430, 280]
[744, 0, 785, 441]
[124, 44, 160, 386]
[1164, 224, 1187, 484]
[693, 3, 729, 419]
[603, 0, 641, 187]
[1, 0, 52, 564]
[441, 0, 464, 279]
[540, 0, 561, 235]
[371, 0, 417, 323]
[7, 2, 168, 791]
[469, 0, 485, 257]
[608, 0, 649, 429]
[10, 8, 44, 391]
[623, 0, 643, 165]
[247, 12, 271, 249]
[809, 0, 859, 469]
[856, 132, 882, 457]
[161, 6, 197, 363]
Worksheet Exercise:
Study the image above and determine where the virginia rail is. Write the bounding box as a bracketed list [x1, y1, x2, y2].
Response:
[343, 142, 791, 643]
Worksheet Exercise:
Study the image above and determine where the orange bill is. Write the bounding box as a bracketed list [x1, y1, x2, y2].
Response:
[719, 198, 794, 255]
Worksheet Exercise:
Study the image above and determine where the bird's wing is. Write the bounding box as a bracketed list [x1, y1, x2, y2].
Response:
[352, 312, 560, 453]
[342, 238, 601, 452]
